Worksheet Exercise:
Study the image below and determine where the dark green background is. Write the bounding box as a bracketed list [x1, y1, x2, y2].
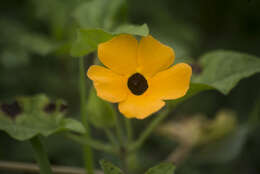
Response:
[0, 0, 260, 174]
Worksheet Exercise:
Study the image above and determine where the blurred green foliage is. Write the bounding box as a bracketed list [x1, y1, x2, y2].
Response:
[100, 160, 124, 174]
[0, 0, 260, 174]
[145, 163, 175, 174]
[100, 160, 175, 174]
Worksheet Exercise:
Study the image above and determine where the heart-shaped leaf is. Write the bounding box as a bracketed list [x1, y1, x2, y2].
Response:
[0, 94, 85, 141]
[70, 24, 149, 57]
[194, 50, 260, 94]
[170, 50, 260, 107]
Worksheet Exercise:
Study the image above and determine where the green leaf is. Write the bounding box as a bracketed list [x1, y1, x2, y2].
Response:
[113, 23, 149, 36]
[194, 50, 260, 94]
[0, 94, 85, 141]
[169, 50, 260, 108]
[87, 88, 116, 128]
[100, 160, 123, 174]
[70, 29, 113, 57]
[70, 23, 149, 57]
[145, 163, 175, 174]
[60, 118, 85, 134]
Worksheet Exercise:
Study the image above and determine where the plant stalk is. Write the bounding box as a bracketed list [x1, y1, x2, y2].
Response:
[125, 118, 133, 144]
[104, 128, 118, 146]
[30, 136, 53, 174]
[115, 114, 124, 145]
[248, 94, 260, 127]
[67, 133, 117, 154]
[129, 109, 169, 151]
[79, 56, 94, 174]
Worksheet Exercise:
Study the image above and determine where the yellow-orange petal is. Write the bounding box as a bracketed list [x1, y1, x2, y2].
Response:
[137, 35, 175, 77]
[98, 34, 138, 75]
[118, 93, 165, 119]
[151, 63, 192, 100]
[87, 65, 128, 103]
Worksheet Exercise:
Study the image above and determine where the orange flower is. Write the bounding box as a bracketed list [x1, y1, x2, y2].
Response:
[87, 34, 192, 119]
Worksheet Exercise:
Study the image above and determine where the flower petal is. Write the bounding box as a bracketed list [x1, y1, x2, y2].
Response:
[151, 63, 192, 100]
[87, 65, 128, 103]
[138, 35, 175, 77]
[118, 92, 165, 119]
[98, 34, 138, 75]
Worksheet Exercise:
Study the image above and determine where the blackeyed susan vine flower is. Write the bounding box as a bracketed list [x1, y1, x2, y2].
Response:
[87, 34, 192, 119]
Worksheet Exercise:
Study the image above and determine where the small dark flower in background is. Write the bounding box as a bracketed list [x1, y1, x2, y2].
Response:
[44, 103, 56, 113]
[1, 101, 22, 119]
[60, 103, 68, 112]
[44, 102, 68, 113]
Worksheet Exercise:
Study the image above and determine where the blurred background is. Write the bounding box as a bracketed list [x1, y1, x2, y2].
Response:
[0, 0, 260, 174]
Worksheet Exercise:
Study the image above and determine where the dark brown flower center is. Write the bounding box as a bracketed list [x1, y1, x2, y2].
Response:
[127, 73, 148, 95]
[44, 103, 56, 113]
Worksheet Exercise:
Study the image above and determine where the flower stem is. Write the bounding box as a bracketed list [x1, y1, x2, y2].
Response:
[67, 133, 117, 154]
[104, 128, 118, 146]
[125, 118, 133, 144]
[248, 95, 260, 128]
[115, 114, 124, 145]
[79, 56, 94, 174]
[129, 109, 169, 152]
[30, 136, 53, 174]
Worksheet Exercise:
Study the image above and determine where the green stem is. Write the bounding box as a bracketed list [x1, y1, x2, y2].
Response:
[114, 116, 130, 173]
[79, 57, 94, 174]
[67, 133, 117, 154]
[115, 114, 124, 145]
[129, 109, 169, 152]
[30, 136, 53, 174]
[248, 95, 260, 128]
[104, 128, 118, 146]
[125, 118, 133, 144]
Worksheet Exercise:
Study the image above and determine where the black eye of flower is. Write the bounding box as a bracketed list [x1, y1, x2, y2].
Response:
[44, 103, 56, 113]
[127, 73, 148, 95]
[1, 101, 22, 119]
